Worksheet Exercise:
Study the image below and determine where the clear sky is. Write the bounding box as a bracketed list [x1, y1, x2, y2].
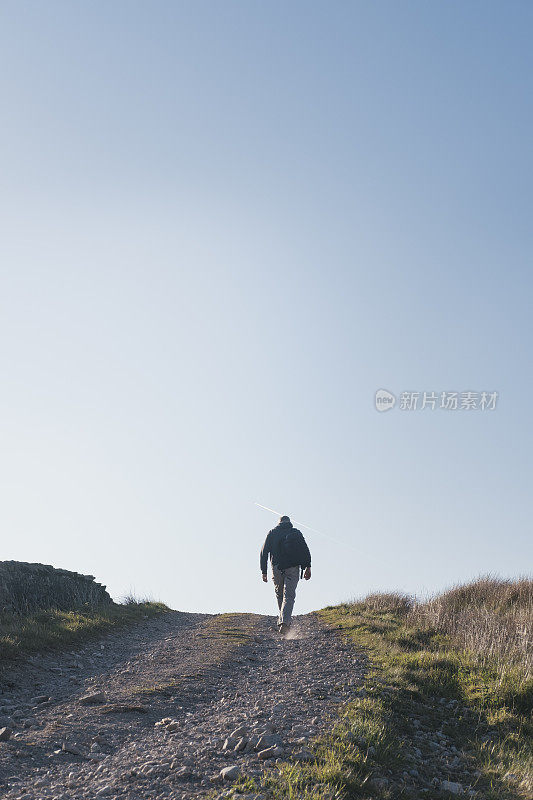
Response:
[0, 2, 531, 615]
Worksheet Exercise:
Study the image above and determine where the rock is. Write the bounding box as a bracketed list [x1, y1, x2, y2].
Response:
[175, 766, 193, 777]
[222, 736, 238, 751]
[258, 745, 284, 759]
[441, 780, 463, 795]
[0, 727, 12, 741]
[220, 765, 240, 780]
[62, 741, 83, 756]
[296, 747, 313, 761]
[230, 725, 248, 738]
[255, 733, 283, 751]
[234, 737, 247, 752]
[0, 716, 13, 727]
[31, 695, 50, 705]
[234, 795, 260, 800]
[79, 692, 106, 705]
[166, 721, 179, 732]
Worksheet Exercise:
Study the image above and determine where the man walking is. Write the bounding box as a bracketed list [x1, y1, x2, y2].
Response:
[260, 515, 311, 634]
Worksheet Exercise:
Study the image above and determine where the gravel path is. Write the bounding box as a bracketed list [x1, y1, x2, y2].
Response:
[0, 612, 366, 799]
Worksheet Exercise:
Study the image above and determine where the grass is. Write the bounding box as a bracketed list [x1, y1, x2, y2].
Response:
[0, 599, 170, 661]
[408, 577, 532, 673]
[315, 601, 531, 798]
[230, 579, 531, 800]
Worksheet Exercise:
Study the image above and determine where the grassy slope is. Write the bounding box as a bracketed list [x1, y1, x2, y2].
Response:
[234, 599, 531, 800]
[0, 601, 169, 661]
[317, 603, 531, 799]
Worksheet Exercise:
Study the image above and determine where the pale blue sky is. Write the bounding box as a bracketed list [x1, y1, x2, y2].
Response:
[0, 2, 531, 614]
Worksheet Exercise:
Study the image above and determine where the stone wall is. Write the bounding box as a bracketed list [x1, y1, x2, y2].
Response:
[0, 561, 113, 614]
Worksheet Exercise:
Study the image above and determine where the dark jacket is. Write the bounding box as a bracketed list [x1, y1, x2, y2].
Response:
[260, 519, 311, 574]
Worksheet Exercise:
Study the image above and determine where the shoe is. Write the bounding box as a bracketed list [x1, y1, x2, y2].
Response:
[278, 622, 291, 636]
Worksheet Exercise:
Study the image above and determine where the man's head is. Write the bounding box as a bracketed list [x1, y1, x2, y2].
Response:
[279, 515, 291, 525]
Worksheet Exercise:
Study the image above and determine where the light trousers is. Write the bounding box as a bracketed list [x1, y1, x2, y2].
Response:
[272, 564, 300, 625]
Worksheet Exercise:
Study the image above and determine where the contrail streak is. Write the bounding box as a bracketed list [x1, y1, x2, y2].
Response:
[254, 501, 359, 554]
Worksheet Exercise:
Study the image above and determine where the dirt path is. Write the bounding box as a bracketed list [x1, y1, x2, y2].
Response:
[0, 612, 366, 799]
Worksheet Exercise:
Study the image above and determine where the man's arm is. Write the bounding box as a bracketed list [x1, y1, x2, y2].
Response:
[260, 531, 271, 578]
[300, 533, 311, 568]
[300, 533, 312, 580]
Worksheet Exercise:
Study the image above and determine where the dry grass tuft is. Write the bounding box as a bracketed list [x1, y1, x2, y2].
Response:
[361, 591, 414, 616]
[408, 575, 532, 673]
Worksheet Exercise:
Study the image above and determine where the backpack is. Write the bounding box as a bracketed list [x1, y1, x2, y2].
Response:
[278, 528, 306, 570]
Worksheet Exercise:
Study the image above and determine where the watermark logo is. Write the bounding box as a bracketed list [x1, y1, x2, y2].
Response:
[374, 390, 498, 412]
[375, 389, 396, 412]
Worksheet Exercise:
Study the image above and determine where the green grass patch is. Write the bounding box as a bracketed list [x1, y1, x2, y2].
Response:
[0, 601, 169, 661]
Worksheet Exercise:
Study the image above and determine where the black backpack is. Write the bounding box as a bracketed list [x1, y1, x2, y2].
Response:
[278, 528, 306, 570]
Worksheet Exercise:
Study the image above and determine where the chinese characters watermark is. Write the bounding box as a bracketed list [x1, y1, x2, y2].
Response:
[375, 389, 498, 413]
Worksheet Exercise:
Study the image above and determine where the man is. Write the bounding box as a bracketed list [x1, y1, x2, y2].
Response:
[260, 515, 311, 635]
